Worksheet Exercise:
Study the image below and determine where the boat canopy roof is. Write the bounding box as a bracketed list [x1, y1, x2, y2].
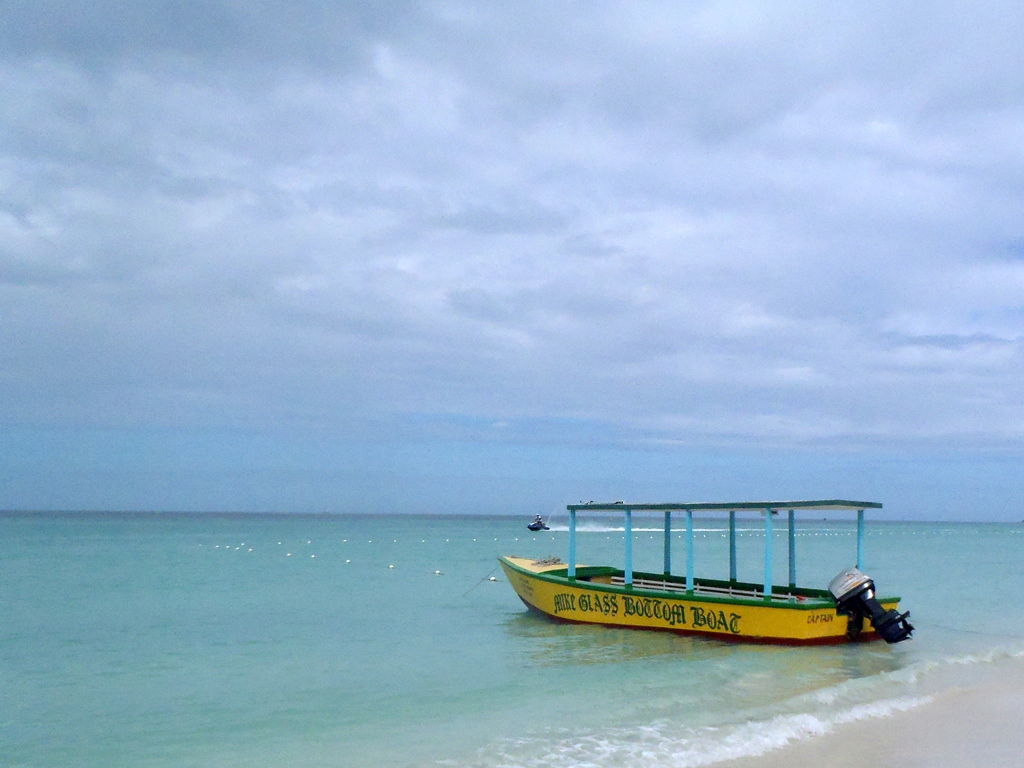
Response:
[566, 499, 882, 512]
[561, 499, 880, 595]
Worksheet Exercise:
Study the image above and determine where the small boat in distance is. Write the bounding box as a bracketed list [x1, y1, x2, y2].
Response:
[501, 500, 913, 645]
[527, 515, 550, 531]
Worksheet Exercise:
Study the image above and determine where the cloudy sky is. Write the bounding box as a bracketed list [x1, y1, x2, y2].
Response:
[3, 2, 1024, 517]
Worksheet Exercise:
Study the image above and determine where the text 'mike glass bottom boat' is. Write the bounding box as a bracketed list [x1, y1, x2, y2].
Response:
[500, 500, 913, 645]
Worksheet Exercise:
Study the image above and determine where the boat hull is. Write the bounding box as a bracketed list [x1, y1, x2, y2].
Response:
[500, 556, 899, 645]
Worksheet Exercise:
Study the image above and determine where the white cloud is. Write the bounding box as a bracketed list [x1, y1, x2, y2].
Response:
[2, 1, 1024, 450]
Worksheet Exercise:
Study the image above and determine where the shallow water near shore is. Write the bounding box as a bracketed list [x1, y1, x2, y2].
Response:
[3, 512, 1024, 767]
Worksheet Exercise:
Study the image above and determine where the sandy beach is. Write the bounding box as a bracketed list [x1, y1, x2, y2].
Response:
[721, 663, 1024, 768]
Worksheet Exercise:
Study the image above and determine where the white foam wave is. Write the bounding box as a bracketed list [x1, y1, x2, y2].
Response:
[465, 643, 1024, 768]
[482, 696, 930, 768]
[803, 646, 1024, 710]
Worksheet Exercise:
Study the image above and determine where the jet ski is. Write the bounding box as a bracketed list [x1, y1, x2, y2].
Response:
[527, 515, 549, 531]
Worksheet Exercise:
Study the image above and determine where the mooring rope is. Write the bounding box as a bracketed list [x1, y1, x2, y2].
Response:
[910, 619, 1024, 641]
[462, 564, 500, 597]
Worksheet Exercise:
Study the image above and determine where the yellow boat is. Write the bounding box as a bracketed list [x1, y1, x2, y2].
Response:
[500, 500, 913, 645]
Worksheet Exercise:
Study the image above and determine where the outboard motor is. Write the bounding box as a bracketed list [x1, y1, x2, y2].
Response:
[828, 568, 914, 644]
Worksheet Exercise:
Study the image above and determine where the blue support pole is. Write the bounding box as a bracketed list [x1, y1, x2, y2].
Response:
[624, 508, 633, 587]
[788, 509, 796, 589]
[686, 510, 694, 593]
[663, 510, 672, 575]
[568, 509, 577, 580]
[729, 511, 737, 583]
[857, 509, 864, 570]
[763, 508, 774, 599]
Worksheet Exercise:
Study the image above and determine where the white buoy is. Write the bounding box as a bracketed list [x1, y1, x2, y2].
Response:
[389, 564, 394, 569]
[248, 549, 252, 552]
[435, 570, 442, 575]
[287, 553, 292, 556]
[489, 576, 497, 581]
[346, 559, 351, 563]
[311, 555, 315, 558]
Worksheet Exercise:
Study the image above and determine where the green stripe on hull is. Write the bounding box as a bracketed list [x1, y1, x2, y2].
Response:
[499, 556, 900, 611]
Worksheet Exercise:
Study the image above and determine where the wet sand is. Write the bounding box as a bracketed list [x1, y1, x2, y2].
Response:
[720, 666, 1024, 768]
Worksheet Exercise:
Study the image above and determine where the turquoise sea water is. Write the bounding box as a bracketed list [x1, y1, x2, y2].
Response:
[4, 511, 1024, 768]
